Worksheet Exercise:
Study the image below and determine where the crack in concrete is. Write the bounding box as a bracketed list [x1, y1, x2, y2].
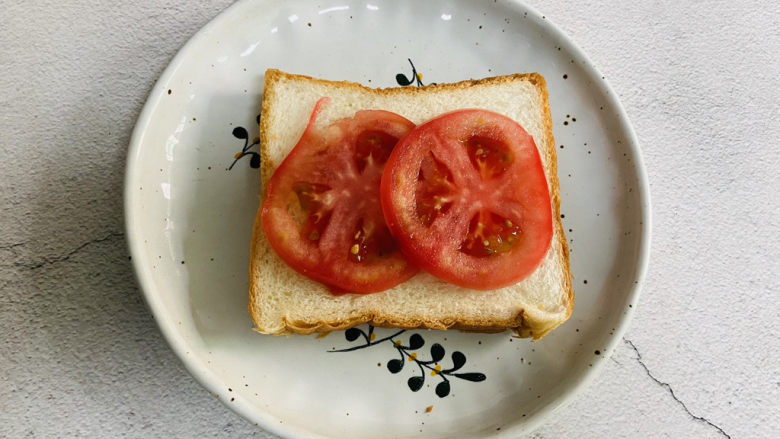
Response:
[13, 232, 125, 270]
[623, 338, 731, 438]
[0, 242, 25, 250]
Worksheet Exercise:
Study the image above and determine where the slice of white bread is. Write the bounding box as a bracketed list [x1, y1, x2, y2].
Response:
[250, 69, 573, 340]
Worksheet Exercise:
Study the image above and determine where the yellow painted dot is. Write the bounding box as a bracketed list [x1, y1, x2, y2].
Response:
[370, 333, 376, 341]
[430, 365, 442, 376]
[425, 405, 434, 413]
[252, 136, 260, 144]
[394, 340, 402, 346]
[233, 152, 243, 159]
[416, 73, 423, 81]
[408, 352, 418, 361]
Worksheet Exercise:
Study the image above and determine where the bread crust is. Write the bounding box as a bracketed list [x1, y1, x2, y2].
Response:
[249, 69, 574, 340]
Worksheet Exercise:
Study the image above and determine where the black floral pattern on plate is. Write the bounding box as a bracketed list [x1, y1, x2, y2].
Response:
[228, 113, 261, 170]
[396, 58, 436, 87]
[330, 325, 486, 397]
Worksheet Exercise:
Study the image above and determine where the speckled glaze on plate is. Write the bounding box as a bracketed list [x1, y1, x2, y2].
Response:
[124, 1, 650, 437]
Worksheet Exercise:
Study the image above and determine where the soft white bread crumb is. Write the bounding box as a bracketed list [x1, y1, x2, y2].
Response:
[249, 69, 573, 339]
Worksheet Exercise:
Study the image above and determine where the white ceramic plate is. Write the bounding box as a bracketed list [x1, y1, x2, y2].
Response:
[125, 0, 650, 437]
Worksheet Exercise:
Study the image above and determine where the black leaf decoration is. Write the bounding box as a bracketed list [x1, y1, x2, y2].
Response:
[430, 343, 445, 363]
[408, 333, 424, 350]
[345, 327, 362, 342]
[395, 58, 436, 87]
[227, 114, 262, 171]
[453, 372, 487, 382]
[232, 126, 248, 139]
[387, 359, 404, 374]
[395, 73, 413, 86]
[450, 351, 467, 371]
[329, 325, 486, 398]
[249, 153, 261, 169]
[435, 380, 451, 398]
[408, 376, 424, 392]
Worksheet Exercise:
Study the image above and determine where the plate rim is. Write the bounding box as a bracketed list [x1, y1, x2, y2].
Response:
[123, 0, 652, 437]
[123, 1, 304, 437]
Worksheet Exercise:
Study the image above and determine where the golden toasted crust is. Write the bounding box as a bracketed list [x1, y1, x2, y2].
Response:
[249, 69, 573, 340]
[530, 73, 575, 334]
[266, 313, 523, 336]
[247, 202, 266, 330]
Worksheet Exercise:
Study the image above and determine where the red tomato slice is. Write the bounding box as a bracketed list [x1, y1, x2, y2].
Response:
[261, 99, 418, 294]
[380, 109, 553, 290]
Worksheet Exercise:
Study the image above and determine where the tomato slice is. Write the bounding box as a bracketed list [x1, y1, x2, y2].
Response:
[261, 99, 418, 294]
[380, 109, 553, 290]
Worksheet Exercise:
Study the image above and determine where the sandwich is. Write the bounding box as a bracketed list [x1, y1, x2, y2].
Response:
[249, 69, 573, 340]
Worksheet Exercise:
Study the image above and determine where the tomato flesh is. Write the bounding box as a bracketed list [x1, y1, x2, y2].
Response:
[414, 152, 456, 225]
[459, 211, 523, 257]
[262, 99, 418, 294]
[381, 109, 553, 290]
[291, 181, 332, 242]
[463, 135, 514, 180]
